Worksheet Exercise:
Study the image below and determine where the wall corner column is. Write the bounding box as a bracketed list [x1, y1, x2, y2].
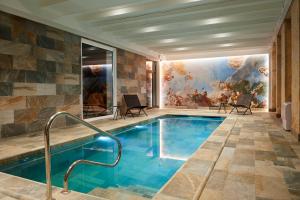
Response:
[276, 33, 282, 118]
[281, 19, 292, 115]
[291, 0, 300, 140]
[269, 43, 277, 112]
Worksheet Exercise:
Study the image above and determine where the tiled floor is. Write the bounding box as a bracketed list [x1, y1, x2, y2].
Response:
[199, 113, 300, 200]
[0, 109, 299, 200]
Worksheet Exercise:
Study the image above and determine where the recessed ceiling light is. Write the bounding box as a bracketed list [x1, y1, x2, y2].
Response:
[107, 8, 133, 16]
[182, 0, 204, 3]
[201, 17, 227, 25]
[160, 38, 178, 43]
[212, 33, 232, 38]
[219, 43, 235, 47]
[140, 26, 160, 33]
[174, 47, 188, 51]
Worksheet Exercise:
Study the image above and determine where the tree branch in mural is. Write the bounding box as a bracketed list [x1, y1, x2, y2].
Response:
[162, 55, 269, 108]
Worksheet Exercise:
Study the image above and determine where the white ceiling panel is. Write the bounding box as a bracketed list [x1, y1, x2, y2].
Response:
[0, 0, 291, 60]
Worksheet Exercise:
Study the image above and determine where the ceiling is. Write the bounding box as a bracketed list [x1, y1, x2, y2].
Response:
[0, 0, 291, 60]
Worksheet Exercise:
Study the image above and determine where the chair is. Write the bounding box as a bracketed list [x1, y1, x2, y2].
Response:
[123, 95, 148, 117]
[229, 94, 254, 115]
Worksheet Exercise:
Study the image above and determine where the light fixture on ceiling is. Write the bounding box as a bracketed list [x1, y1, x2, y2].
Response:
[174, 47, 189, 51]
[181, 0, 204, 3]
[107, 7, 133, 16]
[212, 33, 232, 38]
[160, 38, 178, 43]
[219, 43, 235, 47]
[201, 17, 227, 25]
[140, 26, 161, 33]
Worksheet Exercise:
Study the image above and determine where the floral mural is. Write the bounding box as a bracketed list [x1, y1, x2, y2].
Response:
[161, 54, 269, 108]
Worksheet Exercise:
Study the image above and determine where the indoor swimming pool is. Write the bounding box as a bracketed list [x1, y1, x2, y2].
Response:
[0, 115, 224, 197]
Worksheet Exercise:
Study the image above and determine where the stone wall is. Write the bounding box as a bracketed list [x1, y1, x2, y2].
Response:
[291, 0, 300, 140]
[116, 48, 147, 105]
[0, 11, 150, 138]
[0, 11, 81, 138]
[270, 0, 300, 140]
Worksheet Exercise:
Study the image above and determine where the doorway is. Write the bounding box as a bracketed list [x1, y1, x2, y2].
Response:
[81, 39, 116, 120]
[146, 60, 158, 108]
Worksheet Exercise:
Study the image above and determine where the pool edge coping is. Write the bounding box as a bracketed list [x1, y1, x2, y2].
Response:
[153, 115, 237, 200]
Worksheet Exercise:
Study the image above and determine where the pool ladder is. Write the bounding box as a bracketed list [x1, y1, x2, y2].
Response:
[44, 112, 122, 200]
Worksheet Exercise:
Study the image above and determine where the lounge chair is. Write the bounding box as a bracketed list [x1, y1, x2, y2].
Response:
[123, 94, 148, 117]
[229, 94, 253, 115]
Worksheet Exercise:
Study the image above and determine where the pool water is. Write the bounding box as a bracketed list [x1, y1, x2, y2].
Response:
[0, 115, 224, 197]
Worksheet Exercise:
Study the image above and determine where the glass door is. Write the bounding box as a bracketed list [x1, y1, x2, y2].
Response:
[152, 61, 158, 107]
[146, 61, 158, 108]
[81, 39, 116, 120]
[146, 61, 153, 107]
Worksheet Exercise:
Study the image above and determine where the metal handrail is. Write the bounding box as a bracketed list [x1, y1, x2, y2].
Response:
[44, 111, 122, 200]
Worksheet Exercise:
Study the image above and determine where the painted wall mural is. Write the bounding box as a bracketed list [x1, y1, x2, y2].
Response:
[161, 54, 269, 108]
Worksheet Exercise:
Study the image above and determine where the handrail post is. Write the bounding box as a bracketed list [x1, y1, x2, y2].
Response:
[44, 113, 56, 200]
[44, 112, 63, 200]
[43, 111, 122, 200]
[44, 127, 52, 200]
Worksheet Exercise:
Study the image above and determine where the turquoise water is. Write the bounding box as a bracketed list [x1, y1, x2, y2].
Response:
[0, 115, 223, 197]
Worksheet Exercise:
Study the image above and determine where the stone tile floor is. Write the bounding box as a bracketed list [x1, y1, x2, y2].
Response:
[0, 109, 299, 200]
[199, 112, 300, 200]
